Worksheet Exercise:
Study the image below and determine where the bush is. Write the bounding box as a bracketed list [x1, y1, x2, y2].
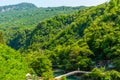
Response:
[61, 76, 66, 80]
[0, 44, 28, 80]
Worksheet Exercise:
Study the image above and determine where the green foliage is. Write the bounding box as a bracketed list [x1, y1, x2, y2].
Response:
[0, 31, 5, 44]
[113, 57, 120, 71]
[0, 4, 86, 43]
[8, 28, 32, 50]
[3, 1, 120, 78]
[0, 44, 28, 80]
[26, 51, 53, 79]
[49, 44, 93, 71]
[3, 5, 86, 46]
[83, 68, 120, 80]
[61, 76, 67, 80]
[8, 0, 120, 72]
[83, 0, 120, 61]
[0, 6, 84, 31]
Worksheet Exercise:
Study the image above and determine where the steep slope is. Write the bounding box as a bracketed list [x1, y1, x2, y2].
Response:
[5, 6, 86, 50]
[0, 4, 86, 43]
[26, 0, 120, 51]
[12, 4, 106, 50]
[9, 0, 120, 71]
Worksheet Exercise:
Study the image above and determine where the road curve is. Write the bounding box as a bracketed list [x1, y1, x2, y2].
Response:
[55, 70, 91, 80]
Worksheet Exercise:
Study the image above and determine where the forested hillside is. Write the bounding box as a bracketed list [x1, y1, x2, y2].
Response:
[1, 0, 120, 79]
[8, 0, 120, 79]
[0, 44, 29, 80]
[0, 3, 86, 43]
[0, 3, 85, 31]
[0, 32, 29, 80]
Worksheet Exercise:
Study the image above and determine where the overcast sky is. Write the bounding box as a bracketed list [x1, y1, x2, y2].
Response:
[0, 0, 109, 7]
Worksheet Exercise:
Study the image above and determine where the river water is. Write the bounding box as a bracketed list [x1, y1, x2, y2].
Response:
[54, 72, 79, 80]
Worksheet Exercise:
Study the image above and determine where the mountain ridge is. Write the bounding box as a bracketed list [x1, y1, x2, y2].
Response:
[0, 2, 37, 12]
[0, 3, 86, 44]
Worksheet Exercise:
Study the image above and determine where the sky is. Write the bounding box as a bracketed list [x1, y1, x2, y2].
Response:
[0, 0, 109, 7]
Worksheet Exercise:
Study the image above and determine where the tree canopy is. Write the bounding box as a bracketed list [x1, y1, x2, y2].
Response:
[0, 44, 28, 80]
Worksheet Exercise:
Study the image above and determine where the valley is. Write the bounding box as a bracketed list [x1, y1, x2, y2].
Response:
[0, 0, 120, 80]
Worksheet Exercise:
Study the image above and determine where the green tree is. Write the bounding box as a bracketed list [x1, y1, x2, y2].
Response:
[0, 31, 5, 44]
[84, 68, 120, 80]
[0, 44, 28, 80]
[27, 51, 53, 79]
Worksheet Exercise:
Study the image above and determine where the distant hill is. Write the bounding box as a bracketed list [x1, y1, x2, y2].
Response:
[0, 3, 86, 43]
[0, 3, 37, 12]
[0, 5, 86, 31]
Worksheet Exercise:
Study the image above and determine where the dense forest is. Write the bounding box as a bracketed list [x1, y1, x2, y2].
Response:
[0, 0, 120, 80]
[0, 3, 85, 31]
[0, 3, 85, 44]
